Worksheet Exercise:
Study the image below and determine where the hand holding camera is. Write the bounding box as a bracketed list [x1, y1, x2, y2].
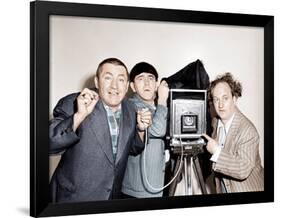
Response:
[157, 80, 169, 106]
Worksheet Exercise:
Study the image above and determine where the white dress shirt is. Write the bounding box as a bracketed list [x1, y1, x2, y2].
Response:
[210, 113, 235, 162]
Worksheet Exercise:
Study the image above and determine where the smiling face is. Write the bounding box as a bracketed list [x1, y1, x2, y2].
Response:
[94, 63, 129, 111]
[130, 72, 157, 105]
[212, 82, 237, 124]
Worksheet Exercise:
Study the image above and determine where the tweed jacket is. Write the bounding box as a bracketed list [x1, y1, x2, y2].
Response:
[121, 94, 168, 197]
[212, 109, 264, 193]
[49, 93, 144, 203]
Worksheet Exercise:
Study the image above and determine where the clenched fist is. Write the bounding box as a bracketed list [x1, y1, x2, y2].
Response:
[73, 88, 99, 131]
[137, 108, 152, 131]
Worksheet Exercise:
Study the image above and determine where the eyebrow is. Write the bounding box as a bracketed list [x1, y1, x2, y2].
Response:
[136, 74, 155, 78]
[135, 75, 144, 78]
[213, 94, 229, 98]
[104, 72, 113, 76]
[118, 74, 126, 78]
[103, 72, 126, 77]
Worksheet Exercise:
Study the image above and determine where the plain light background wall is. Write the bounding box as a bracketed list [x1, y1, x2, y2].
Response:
[0, 0, 279, 218]
[50, 15, 264, 165]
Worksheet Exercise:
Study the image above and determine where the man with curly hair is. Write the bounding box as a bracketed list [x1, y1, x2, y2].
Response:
[202, 73, 264, 193]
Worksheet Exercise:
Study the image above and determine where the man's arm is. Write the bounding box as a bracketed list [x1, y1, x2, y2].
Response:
[49, 94, 80, 154]
[49, 88, 99, 154]
[129, 126, 146, 155]
[148, 80, 169, 137]
[203, 123, 260, 181]
[129, 108, 152, 155]
[213, 132, 260, 180]
[148, 105, 168, 137]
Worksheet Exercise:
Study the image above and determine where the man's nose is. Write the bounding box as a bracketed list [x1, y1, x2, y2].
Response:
[144, 78, 150, 85]
[218, 100, 223, 108]
[110, 79, 117, 88]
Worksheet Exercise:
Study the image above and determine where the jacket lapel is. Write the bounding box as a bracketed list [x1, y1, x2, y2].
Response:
[115, 101, 132, 164]
[88, 101, 114, 165]
[223, 109, 241, 151]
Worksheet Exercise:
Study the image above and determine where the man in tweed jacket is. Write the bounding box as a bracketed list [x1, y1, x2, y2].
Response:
[203, 73, 264, 193]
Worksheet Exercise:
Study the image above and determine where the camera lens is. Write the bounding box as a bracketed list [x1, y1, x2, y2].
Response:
[184, 116, 194, 126]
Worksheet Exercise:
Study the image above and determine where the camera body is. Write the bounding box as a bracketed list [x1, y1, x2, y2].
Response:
[169, 89, 207, 147]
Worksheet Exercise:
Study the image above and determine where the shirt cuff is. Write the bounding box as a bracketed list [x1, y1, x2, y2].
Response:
[210, 144, 222, 162]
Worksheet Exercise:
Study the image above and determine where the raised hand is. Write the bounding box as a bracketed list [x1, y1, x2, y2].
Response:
[73, 88, 99, 131]
[157, 80, 169, 106]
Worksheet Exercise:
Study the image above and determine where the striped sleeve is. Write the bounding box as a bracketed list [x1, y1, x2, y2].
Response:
[213, 125, 260, 180]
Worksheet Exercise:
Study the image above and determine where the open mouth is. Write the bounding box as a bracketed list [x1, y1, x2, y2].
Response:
[108, 91, 119, 95]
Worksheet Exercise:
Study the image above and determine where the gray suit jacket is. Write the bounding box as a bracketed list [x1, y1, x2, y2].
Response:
[212, 109, 264, 193]
[49, 93, 144, 203]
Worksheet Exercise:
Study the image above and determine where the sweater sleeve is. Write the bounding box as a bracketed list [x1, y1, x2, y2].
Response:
[148, 105, 168, 137]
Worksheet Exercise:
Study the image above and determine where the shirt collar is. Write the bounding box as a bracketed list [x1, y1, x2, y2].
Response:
[103, 102, 122, 115]
[217, 113, 235, 134]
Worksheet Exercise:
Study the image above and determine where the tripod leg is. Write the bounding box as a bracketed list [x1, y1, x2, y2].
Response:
[168, 155, 182, 196]
[193, 157, 207, 194]
[184, 156, 192, 195]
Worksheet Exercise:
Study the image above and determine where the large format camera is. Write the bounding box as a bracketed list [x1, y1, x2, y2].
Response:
[169, 89, 207, 149]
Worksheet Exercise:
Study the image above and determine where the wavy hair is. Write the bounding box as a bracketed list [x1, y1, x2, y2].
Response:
[208, 72, 242, 102]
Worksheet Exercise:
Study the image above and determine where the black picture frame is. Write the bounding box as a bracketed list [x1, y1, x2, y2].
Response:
[30, 0, 274, 217]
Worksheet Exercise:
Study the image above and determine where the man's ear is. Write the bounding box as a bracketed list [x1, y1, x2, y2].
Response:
[130, 82, 136, 92]
[125, 81, 129, 92]
[155, 80, 160, 92]
[94, 76, 99, 89]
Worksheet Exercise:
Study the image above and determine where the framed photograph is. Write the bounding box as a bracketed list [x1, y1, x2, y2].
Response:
[30, 0, 274, 217]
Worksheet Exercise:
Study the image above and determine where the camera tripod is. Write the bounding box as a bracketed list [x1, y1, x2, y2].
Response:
[168, 143, 207, 196]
